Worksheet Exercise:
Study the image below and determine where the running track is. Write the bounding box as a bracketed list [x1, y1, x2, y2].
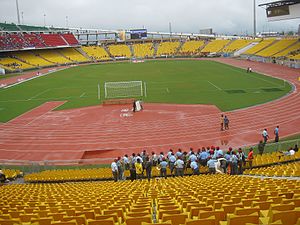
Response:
[0, 58, 299, 163]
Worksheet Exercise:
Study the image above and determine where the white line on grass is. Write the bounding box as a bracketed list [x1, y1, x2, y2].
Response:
[28, 89, 50, 100]
[80, 92, 86, 98]
[207, 80, 222, 91]
[166, 88, 170, 93]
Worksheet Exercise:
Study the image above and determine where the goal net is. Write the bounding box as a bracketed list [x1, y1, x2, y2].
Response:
[104, 81, 143, 98]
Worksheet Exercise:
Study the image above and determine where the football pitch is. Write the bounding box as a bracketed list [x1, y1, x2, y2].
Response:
[0, 60, 292, 122]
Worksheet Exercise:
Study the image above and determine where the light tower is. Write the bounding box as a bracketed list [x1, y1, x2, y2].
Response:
[253, 0, 257, 37]
[15, 0, 21, 24]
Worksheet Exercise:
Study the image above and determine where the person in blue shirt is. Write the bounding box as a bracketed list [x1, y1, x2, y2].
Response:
[159, 158, 168, 179]
[168, 153, 176, 176]
[190, 161, 199, 175]
[207, 156, 217, 174]
[199, 148, 209, 167]
[176, 149, 183, 158]
[230, 151, 239, 175]
[274, 126, 279, 142]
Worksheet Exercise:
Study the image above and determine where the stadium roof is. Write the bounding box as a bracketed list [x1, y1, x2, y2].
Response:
[259, 0, 300, 8]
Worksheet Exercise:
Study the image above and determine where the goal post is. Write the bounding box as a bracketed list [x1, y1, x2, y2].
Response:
[104, 81, 144, 99]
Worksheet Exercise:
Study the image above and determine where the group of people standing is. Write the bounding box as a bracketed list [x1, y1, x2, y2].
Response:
[111, 146, 254, 182]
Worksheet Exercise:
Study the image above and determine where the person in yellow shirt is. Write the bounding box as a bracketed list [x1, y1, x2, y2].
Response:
[135, 158, 143, 179]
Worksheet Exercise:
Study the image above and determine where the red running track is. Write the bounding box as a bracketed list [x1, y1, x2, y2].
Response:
[0, 58, 299, 162]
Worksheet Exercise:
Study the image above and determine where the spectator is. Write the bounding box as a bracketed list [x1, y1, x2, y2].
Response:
[224, 115, 229, 130]
[111, 159, 118, 182]
[116, 157, 123, 180]
[294, 144, 299, 152]
[262, 129, 269, 143]
[176, 148, 183, 158]
[129, 164, 136, 182]
[207, 156, 217, 174]
[247, 148, 254, 169]
[123, 154, 130, 170]
[169, 153, 176, 176]
[159, 158, 168, 179]
[175, 156, 185, 177]
[199, 148, 209, 167]
[237, 148, 246, 174]
[145, 156, 152, 181]
[151, 151, 158, 166]
[274, 126, 279, 142]
[289, 148, 295, 156]
[220, 114, 224, 131]
[230, 151, 239, 175]
[135, 158, 143, 180]
[258, 140, 265, 155]
[190, 160, 200, 175]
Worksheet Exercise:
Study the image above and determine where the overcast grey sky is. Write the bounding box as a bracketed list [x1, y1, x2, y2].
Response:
[0, 0, 299, 35]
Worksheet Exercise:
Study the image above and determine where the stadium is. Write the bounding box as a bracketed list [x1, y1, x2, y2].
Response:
[1, 0, 300, 224]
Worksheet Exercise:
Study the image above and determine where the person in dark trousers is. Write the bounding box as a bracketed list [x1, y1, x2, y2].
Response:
[224, 115, 229, 130]
[145, 156, 152, 181]
[258, 140, 265, 155]
[159, 158, 168, 179]
[274, 126, 279, 142]
[133, 100, 136, 112]
[129, 164, 136, 182]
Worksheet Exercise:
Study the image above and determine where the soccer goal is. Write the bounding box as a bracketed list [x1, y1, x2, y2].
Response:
[104, 81, 145, 99]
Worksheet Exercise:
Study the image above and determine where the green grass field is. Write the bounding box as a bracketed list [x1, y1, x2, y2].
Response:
[0, 60, 291, 122]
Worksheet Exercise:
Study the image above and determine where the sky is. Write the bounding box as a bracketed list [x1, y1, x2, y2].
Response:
[0, 0, 299, 35]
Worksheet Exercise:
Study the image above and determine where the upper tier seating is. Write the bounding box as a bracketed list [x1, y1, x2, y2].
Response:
[255, 39, 298, 57]
[40, 34, 68, 47]
[132, 43, 154, 58]
[179, 40, 205, 55]
[223, 39, 255, 53]
[23, 33, 46, 48]
[62, 34, 79, 45]
[81, 46, 111, 60]
[108, 44, 131, 58]
[243, 38, 276, 55]
[156, 41, 180, 56]
[59, 48, 89, 62]
[1, 175, 300, 225]
[200, 39, 230, 53]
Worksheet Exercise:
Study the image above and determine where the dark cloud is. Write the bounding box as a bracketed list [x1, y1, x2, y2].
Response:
[0, 0, 299, 34]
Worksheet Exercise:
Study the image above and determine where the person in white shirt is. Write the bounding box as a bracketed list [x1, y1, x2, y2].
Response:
[168, 153, 176, 176]
[289, 148, 295, 156]
[262, 129, 269, 143]
[175, 157, 185, 177]
[190, 161, 199, 175]
[111, 159, 118, 182]
[123, 154, 129, 170]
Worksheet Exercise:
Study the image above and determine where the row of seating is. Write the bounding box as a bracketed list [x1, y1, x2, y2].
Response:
[1, 175, 300, 225]
[1, 169, 22, 180]
[244, 162, 300, 177]
[251, 151, 300, 167]
[24, 166, 209, 182]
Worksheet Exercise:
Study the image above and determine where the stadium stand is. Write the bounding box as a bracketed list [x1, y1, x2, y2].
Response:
[0, 56, 32, 70]
[222, 39, 256, 53]
[244, 162, 300, 177]
[81, 46, 111, 60]
[251, 150, 299, 167]
[34, 49, 73, 64]
[0, 22, 20, 31]
[156, 41, 180, 56]
[1, 169, 22, 180]
[132, 43, 154, 58]
[12, 51, 54, 67]
[40, 34, 68, 47]
[179, 40, 205, 55]
[62, 33, 79, 46]
[288, 53, 300, 60]
[1, 175, 300, 225]
[273, 40, 300, 58]
[18, 25, 49, 32]
[58, 48, 89, 62]
[255, 38, 298, 57]
[243, 38, 276, 55]
[200, 39, 231, 53]
[108, 44, 131, 58]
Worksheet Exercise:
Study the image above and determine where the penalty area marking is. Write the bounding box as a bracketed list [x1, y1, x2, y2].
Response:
[28, 89, 50, 100]
[207, 80, 222, 91]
